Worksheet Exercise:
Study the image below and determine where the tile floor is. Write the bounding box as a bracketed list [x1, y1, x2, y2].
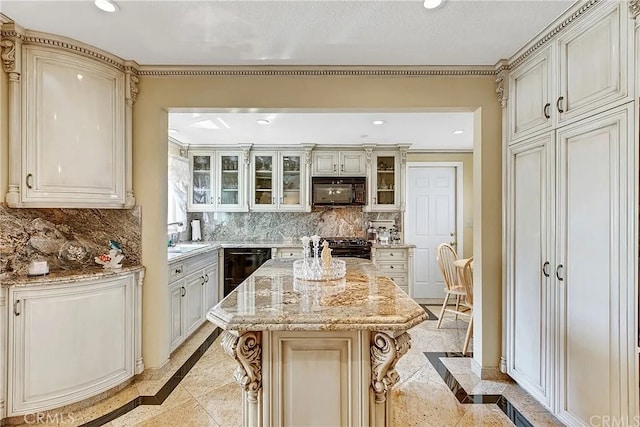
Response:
[14, 306, 563, 426]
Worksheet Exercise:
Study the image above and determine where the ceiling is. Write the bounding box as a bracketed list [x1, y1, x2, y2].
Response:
[169, 110, 474, 150]
[0, 0, 574, 150]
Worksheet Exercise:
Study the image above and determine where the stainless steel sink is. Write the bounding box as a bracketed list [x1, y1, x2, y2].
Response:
[168, 242, 212, 253]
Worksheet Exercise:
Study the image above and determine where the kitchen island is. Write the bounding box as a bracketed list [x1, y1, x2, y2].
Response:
[207, 257, 426, 427]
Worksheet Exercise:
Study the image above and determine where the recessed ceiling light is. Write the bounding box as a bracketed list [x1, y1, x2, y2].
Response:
[372, 120, 385, 125]
[168, 128, 178, 134]
[452, 130, 464, 134]
[423, 0, 444, 9]
[192, 119, 218, 129]
[94, 0, 119, 13]
[76, 74, 83, 81]
[256, 119, 270, 125]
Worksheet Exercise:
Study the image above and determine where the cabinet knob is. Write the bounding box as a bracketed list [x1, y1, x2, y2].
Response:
[175, 267, 182, 274]
[390, 265, 394, 269]
[341, 164, 344, 172]
[13, 299, 20, 316]
[390, 253, 394, 256]
[201, 275, 205, 285]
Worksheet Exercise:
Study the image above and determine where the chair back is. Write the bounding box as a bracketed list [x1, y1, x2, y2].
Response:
[458, 257, 474, 306]
[436, 243, 459, 291]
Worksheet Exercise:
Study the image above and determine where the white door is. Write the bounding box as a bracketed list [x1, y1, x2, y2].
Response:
[405, 165, 458, 300]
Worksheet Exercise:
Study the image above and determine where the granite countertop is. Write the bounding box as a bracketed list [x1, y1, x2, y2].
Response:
[0, 265, 145, 288]
[207, 258, 427, 333]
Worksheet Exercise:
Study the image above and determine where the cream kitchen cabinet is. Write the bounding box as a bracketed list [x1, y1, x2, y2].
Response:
[505, 104, 635, 424]
[5, 268, 144, 417]
[508, 1, 632, 144]
[273, 246, 304, 259]
[312, 150, 365, 176]
[188, 150, 248, 212]
[369, 151, 401, 211]
[250, 151, 307, 212]
[188, 151, 216, 211]
[371, 246, 413, 296]
[168, 249, 218, 352]
[2, 26, 136, 208]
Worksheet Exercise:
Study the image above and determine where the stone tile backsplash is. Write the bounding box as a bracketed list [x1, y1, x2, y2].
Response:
[0, 206, 142, 275]
[189, 208, 400, 242]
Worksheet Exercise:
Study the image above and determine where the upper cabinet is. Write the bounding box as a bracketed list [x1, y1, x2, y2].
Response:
[370, 152, 400, 211]
[187, 148, 248, 212]
[250, 150, 309, 212]
[312, 150, 365, 176]
[1, 25, 137, 208]
[507, 1, 632, 144]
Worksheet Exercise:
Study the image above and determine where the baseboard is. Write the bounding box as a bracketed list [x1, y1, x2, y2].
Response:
[470, 358, 511, 381]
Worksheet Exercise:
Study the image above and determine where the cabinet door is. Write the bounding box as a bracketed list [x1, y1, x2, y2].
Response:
[312, 152, 339, 176]
[216, 152, 244, 211]
[556, 2, 629, 124]
[168, 280, 185, 352]
[339, 151, 366, 175]
[508, 47, 553, 142]
[204, 262, 219, 313]
[506, 133, 554, 409]
[9, 277, 134, 415]
[184, 271, 205, 336]
[188, 151, 216, 211]
[555, 105, 633, 425]
[278, 152, 305, 211]
[371, 153, 399, 211]
[23, 47, 125, 207]
[251, 152, 277, 211]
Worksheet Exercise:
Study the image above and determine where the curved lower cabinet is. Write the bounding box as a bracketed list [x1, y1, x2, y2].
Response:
[5, 268, 144, 417]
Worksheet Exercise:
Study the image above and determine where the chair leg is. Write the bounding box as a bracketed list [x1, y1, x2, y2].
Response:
[437, 293, 450, 329]
[454, 295, 461, 320]
[462, 310, 474, 355]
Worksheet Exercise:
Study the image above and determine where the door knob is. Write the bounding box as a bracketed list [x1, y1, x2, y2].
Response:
[450, 232, 455, 236]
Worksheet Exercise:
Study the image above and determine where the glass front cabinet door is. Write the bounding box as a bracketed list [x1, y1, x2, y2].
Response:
[371, 152, 399, 211]
[251, 152, 276, 210]
[216, 152, 244, 211]
[278, 152, 304, 211]
[188, 151, 215, 211]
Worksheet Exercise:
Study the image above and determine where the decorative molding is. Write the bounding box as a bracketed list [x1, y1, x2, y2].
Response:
[399, 149, 407, 165]
[509, 0, 599, 70]
[221, 331, 262, 402]
[0, 39, 16, 73]
[363, 146, 374, 164]
[494, 59, 509, 108]
[370, 331, 411, 404]
[630, 0, 640, 19]
[137, 67, 497, 77]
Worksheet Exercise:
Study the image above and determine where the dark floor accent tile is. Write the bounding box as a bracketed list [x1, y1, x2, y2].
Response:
[424, 351, 534, 427]
[420, 304, 439, 320]
[80, 328, 221, 427]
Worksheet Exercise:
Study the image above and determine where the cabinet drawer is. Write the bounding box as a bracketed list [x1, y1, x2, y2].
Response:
[169, 262, 186, 282]
[387, 275, 407, 287]
[376, 249, 407, 261]
[377, 262, 407, 274]
[278, 248, 303, 258]
[186, 252, 216, 271]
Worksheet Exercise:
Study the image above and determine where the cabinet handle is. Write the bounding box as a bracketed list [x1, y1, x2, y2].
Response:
[204, 274, 209, 283]
[280, 197, 284, 203]
[272, 197, 275, 204]
[218, 196, 221, 203]
[390, 253, 394, 256]
[26, 174, 33, 189]
[543, 103, 551, 119]
[555, 264, 564, 281]
[333, 164, 337, 172]
[181, 286, 186, 297]
[390, 265, 394, 269]
[373, 197, 377, 203]
[341, 164, 344, 172]
[13, 299, 20, 316]
[542, 261, 550, 278]
[175, 267, 183, 274]
[556, 96, 564, 113]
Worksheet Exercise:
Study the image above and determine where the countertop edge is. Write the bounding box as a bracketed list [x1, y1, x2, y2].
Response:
[1, 265, 146, 287]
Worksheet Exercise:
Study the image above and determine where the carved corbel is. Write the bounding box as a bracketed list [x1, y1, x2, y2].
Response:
[370, 331, 411, 403]
[630, 0, 640, 20]
[124, 61, 140, 105]
[495, 59, 509, 109]
[0, 39, 16, 73]
[222, 331, 262, 402]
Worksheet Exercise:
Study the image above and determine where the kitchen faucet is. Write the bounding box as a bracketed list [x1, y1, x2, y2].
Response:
[167, 222, 184, 246]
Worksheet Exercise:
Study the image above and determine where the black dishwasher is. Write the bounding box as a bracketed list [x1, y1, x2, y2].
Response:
[223, 248, 272, 297]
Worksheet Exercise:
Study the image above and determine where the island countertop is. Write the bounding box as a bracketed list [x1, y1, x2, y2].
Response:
[207, 257, 427, 333]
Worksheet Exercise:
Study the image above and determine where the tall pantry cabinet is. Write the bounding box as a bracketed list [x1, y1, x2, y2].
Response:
[502, 1, 638, 425]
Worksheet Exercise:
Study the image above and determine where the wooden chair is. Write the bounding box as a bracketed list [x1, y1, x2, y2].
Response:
[457, 257, 474, 355]
[435, 243, 468, 329]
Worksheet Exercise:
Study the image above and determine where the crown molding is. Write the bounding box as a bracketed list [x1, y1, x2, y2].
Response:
[136, 65, 497, 77]
[508, 0, 599, 70]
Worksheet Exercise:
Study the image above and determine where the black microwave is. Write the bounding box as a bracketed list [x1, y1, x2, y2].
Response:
[312, 176, 366, 206]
